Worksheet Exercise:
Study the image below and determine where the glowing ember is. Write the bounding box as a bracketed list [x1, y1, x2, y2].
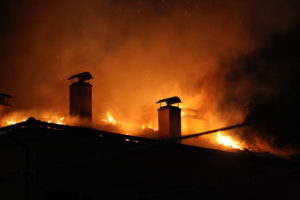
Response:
[2, 114, 66, 127]
[102, 112, 117, 125]
[6, 118, 17, 126]
[217, 132, 243, 150]
[56, 116, 65, 125]
[100, 111, 157, 134]
[47, 116, 65, 124]
[148, 121, 153, 129]
[141, 121, 157, 131]
[5, 118, 26, 126]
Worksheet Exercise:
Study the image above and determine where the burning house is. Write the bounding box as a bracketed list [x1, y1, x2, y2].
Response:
[0, 80, 299, 199]
[0, 118, 300, 200]
[1, 0, 300, 199]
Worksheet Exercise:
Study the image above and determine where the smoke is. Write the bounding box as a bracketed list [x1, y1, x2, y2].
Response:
[222, 21, 300, 154]
[1, 0, 300, 153]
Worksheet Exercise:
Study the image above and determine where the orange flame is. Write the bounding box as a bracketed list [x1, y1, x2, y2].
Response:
[6, 118, 18, 126]
[217, 132, 243, 150]
[48, 116, 65, 125]
[141, 121, 157, 131]
[1, 112, 66, 127]
[102, 112, 117, 125]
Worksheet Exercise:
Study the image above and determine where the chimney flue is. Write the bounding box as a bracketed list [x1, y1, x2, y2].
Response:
[68, 72, 93, 127]
[156, 96, 182, 139]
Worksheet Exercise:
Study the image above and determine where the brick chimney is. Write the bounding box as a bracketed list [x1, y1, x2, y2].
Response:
[156, 96, 182, 139]
[68, 72, 93, 127]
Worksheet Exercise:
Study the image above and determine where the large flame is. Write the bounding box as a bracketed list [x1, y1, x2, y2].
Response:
[6, 118, 20, 126]
[142, 121, 158, 131]
[1, 112, 66, 127]
[1, 110, 255, 152]
[48, 116, 65, 125]
[217, 132, 243, 150]
[102, 112, 117, 125]
[100, 111, 158, 136]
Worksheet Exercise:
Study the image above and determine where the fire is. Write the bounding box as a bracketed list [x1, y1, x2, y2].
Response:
[100, 111, 158, 135]
[142, 121, 158, 131]
[57, 117, 64, 124]
[217, 132, 243, 150]
[148, 121, 153, 129]
[48, 116, 65, 125]
[6, 118, 18, 126]
[5, 118, 26, 126]
[102, 112, 117, 125]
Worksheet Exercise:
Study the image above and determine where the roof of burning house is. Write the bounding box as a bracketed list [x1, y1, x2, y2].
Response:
[0, 118, 300, 199]
[0, 117, 153, 150]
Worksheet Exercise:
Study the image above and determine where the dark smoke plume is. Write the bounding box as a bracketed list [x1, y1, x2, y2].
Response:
[223, 21, 300, 154]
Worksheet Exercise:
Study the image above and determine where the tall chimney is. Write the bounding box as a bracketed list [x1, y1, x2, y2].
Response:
[156, 96, 182, 139]
[68, 72, 93, 127]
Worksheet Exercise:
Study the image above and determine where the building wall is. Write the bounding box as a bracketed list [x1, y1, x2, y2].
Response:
[0, 145, 26, 200]
[169, 107, 181, 138]
[158, 107, 170, 139]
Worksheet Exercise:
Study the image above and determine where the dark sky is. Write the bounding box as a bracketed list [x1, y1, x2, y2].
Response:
[1, 0, 300, 154]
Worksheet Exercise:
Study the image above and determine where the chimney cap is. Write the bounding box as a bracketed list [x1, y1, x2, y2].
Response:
[0, 93, 12, 98]
[0, 93, 12, 106]
[156, 96, 182, 106]
[68, 72, 93, 82]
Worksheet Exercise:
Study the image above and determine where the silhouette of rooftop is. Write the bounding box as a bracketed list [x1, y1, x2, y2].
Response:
[0, 118, 300, 200]
[156, 96, 182, 105]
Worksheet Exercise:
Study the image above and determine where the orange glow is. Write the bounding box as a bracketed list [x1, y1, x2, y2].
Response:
[55, 116, 65, 125]
[181, 111, 185, 117]
[141, 121, 157, 131]
[47, 117, 66, 125]
[102, 112, 117, 125]
[0, 0, 296, 157]
[148, 121, 153, 129]
[1, 112, 66, 127]
[5, 118, 26, 126]
[217, 132, 243, 150]
[6, 118, 18, 126]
